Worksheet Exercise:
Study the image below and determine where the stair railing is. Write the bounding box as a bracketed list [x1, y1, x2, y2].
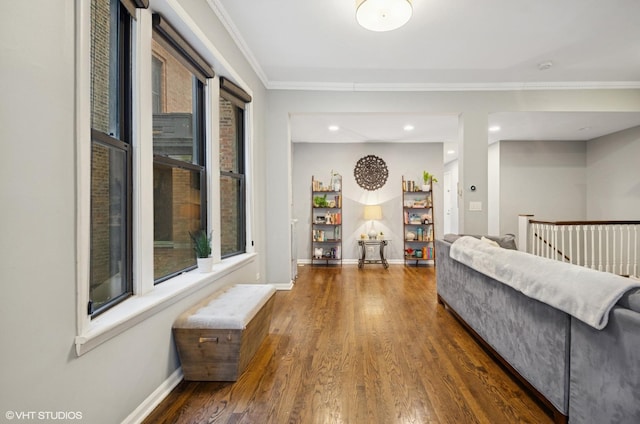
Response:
[518, 215, 640, 278]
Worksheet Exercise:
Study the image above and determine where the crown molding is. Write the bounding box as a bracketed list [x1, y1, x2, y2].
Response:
[267, 80, 640, 92]
[206, 0, 270, 88]
[205, 1, 640, 93]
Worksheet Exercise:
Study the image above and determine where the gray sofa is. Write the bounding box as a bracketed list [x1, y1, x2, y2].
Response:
[569, 290, 640, 424]
[436, 236, 640, 424]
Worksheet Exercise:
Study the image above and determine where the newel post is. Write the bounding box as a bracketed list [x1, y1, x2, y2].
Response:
[518, 214, 534, 253]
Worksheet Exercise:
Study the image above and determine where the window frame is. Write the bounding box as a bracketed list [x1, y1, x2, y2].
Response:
[88, 0, 136, 317]
[151, 13, 213, 283]
[219, 77, 251, 258]
[76, 0, 257, 357]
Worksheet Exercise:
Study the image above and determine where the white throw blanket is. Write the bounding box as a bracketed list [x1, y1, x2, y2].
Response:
[449, 236, 640, 329]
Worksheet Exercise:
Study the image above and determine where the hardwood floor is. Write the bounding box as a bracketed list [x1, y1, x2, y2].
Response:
[144, 265, 553, 424]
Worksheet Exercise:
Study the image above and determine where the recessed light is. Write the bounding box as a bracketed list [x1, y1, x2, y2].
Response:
[447, 150, 456, 155]
[578, 126, 591, 132]
[489, 125, 501, 132]
[328, 125, 339, 131]
[403, 124, 414, 131]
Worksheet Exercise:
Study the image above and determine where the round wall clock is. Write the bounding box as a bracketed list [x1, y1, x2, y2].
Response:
[354, 155, 388, 191]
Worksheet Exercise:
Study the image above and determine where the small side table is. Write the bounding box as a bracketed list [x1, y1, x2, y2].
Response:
[358, 239, 389, 269]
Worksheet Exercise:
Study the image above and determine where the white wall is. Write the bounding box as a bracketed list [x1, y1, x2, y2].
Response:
[488, 143, 501, 235]
[2, 1, 640, 421]
[499, 140, 587, 239]
[292, 142, 443, 261]
[443, 160, 460, 234]
[0, 2, 266, 423]
[586, 125, 640, 219]
[266, 90, 640, 286]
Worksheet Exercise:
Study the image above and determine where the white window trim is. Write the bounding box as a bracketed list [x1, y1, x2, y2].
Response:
[75, 252, 256, 356]
[75, 0, 257, 357]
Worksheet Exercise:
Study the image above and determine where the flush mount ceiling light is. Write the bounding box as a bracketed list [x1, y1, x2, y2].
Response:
[356, 0, 413, 32]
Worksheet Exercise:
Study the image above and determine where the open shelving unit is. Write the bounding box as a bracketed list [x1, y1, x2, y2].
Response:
[311, 175, 342, 266]
[402, 176, 435, 266]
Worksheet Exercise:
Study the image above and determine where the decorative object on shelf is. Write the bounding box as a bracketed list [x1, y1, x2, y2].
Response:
[354, 155, 388, 191]
[405, 231, 416, 241]
[356, 0, 413, 32]
[330, 171, 342, 191]
[313, 194, 328, 207]
[190, 229, 212, 272]
[422, 170, 438, 192]
[363, 204, 383, 239]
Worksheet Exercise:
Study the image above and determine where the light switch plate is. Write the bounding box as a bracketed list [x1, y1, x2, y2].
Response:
[469, 201, 482, 211]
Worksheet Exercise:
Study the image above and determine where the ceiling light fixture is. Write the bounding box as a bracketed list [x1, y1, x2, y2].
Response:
[403, 124, 414, 131]
[356, 0, 413, 32]
[489, 125, 501, 132]
[329, 125, 340, 131]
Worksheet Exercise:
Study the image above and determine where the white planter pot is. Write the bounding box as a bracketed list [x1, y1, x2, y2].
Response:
[422, 184, 431, 192]
[197, 257, 213, 273]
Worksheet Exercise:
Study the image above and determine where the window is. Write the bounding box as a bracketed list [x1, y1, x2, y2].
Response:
[152, 14, 214, 282]
[89, 0, 138, 316]
[219, 78, 251, 257]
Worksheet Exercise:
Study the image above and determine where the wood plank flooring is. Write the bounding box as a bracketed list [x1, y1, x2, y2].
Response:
[144, 265, 553, 424]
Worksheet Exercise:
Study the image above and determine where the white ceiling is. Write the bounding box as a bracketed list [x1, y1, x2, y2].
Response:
[211, 0, 640, 158]
[215, 0, 640, 88]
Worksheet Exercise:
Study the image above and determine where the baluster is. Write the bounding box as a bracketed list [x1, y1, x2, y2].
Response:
[619, 226, 624, 275]
[584, 226, 589, 267]
[605, 225, 611, 272]
[553, 225, 558, 260]
[537, 223, 542, 257]
[536, 223, 542, 257]
[597, 225, 603, 271]
[575, 226, 581, 266]
[568, 226, 574, 265]
[613, 228, 617, 275]
[584, 225, 590, 267]
[589, 225, 595, 269]
[634, 225, 638, 278]
[626, 225, 631, 277]
[560, 226, 566, 262]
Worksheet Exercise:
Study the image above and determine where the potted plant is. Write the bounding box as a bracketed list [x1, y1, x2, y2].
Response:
[422, 171, 438, 191]
[313, 194, 328, 207]
[190, 229, 212, 272]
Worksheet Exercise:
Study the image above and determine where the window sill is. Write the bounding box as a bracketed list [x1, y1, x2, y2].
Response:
[75, 253, 257, 356]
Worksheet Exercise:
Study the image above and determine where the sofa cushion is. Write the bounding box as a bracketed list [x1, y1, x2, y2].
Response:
[443, 233, 518, 250]
[617, 288, 640, 313]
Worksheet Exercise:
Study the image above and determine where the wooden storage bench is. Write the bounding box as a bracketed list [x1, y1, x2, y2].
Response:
[172, 284, 276, 381]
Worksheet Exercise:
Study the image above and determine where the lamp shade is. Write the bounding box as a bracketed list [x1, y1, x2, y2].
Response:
[356, 0, 413, 32]
[364, 205, 382, 220]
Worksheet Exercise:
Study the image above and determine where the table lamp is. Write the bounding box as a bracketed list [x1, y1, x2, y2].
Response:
[364, 205, 382, 239]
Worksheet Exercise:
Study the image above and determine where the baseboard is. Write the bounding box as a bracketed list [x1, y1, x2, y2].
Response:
[122, 367, 183, 424]
[297, 259, 406, 266]
[272, 281, 294, 290]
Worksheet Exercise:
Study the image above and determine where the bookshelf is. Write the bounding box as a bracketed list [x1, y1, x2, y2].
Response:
[402, 176, 435, 266]
[311, 175, 342, 266]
